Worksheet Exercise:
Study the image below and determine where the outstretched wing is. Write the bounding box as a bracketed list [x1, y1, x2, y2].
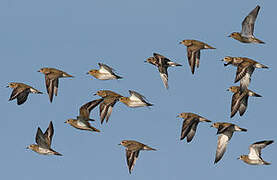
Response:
[214, 131, 233, 164]
[239, 95, 249, 116]
[126, 150, 140, 174]
[241, 5, 260, 37]
[44, 121, 54, 147]
[79, 99, 104, 119]
[186, 121, 199, 143]
[180, 117, 197, 141]
[35, 127, 49, 149]
[249, 140, 274, 160]
[129, 90, 146, 101]
[98, 63, 115, 74]
[158, 66, 169, 89]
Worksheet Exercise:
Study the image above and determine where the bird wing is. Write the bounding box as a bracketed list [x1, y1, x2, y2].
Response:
[235, 62, 250, 83]
[186, 121, 199, 143]
[98, 63, 114, 74]
[240, 66, 255, 92]
[158, 66, 169, 89]
[180, 117, 197, 140]
[79, 99, 104, 119]
[214, 131, 233, 163]
[99, 97, 117, 124]
[239, 95, 249, 116]
[195, 50, 201, 68]
[44, 121, 54, 147]
[45, 75, 55, 103]
[9, 87, 25, 101]
[126, 150, 140, 174]
[129, 90, 146, 101]
[35, 127, 50, 149]
[248, 140, 274, 160]
[241, 5, 260, 37]
[187, 45, 200, 74]
[16, 89, 30, 105]
[53, 78, 59, 96]
[230, 92, 247, 118]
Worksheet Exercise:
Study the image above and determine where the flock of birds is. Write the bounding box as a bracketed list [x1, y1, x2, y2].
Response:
[6, 5, 274, 174]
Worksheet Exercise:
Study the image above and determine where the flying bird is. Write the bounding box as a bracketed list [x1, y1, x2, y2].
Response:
[119, 90, 153, 108]
[177, 112, 211, 143]
[211, 122, 247, 164]
[238, 140, 274, 165]
[119, 140, 156, 174]
[87, 63, 122, 80]
[222, 56, 268, 92]
[228, 5, 264, 44]
[179, 39, 215, 74]
[27, 121, 62, 156]
[228, 86, 262, 118]
[145, 53, 182, 89]
[65, 99, 103, 132]
[38, 67, 73, 103]
[7, 82, 42, 105]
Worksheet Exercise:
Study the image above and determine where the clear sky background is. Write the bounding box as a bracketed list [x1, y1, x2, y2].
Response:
[0, 0, 276, 179]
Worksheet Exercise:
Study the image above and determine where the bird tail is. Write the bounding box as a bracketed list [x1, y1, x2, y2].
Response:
[255, 63, 268, 69]
[53, 151, 63, 156]
[62, 72, 74, 77]
[90, 126, 101, 132]
[144, 146, 157, 151]
[115, 75, 123, 79]
[239, 127, 247, 132]
[252, 92, 262, 97]
[254, 38, 265, 44]
[168, 62, 182, 67]
[204, 44, 216, 49]
[263, 160, 271, 165]
[199, 117, 212, 122]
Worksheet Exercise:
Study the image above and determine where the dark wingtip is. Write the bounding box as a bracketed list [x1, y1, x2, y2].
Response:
[267, 140, 274, 145]
[241, 128, 247, 132]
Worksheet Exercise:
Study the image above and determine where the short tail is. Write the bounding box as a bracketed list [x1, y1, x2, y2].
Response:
[168, 62, 182, 67]
[146, 102, 153, 106]
[204, 44, 216, 49]
[263, 160, 271, 165]
[63, 72, 74, 77]
[253, 92, 262, 97]
[115, 75, 123, 79]
[255, 38, 265, 44]
[239, 127, 247, 132]
[144, 146, 157, 151]
[54, 151, 63, 156]
[91, 126, 101, 132]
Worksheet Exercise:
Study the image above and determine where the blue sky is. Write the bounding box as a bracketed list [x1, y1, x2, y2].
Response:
[0, 0, 275, 179]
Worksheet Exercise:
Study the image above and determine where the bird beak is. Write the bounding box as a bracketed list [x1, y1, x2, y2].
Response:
[6, 85, 9, 88]
[118, 143, 122, 146]
[176, 115, 180, 118]
[86, 72, 89, 74]
[179, 42, 182, 44]
[64, 121, 67, 123]
[93, 93, 97, 96]
[144, 61, 147, 63]
[227, 35, 231, 37]
[26, 147, 29, 149]
[210, 125, 214, 127]
[237, 157, 240, 160]
[226, 89, 230, 91]
[37, 70, 41, 72]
